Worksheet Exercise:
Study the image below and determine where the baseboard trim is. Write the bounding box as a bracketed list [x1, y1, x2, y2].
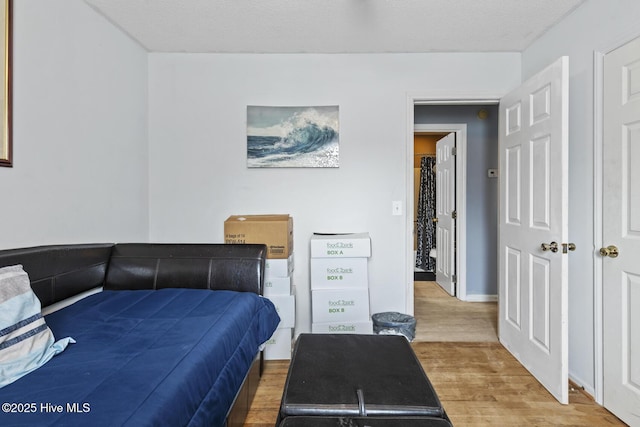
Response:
[414, 271, 435, 281]
[463, 294, 498, 302]
[569, 374, 596, 400]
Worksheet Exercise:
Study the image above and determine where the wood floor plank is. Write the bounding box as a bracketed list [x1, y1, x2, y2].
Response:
[245, 282, 623, 426]
[414, 281, 498, 342]
[244, 343, 623, 427]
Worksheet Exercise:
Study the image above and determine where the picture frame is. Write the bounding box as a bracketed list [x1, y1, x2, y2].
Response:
[0, 0, 12, 167]
[247, 105, 339, 168]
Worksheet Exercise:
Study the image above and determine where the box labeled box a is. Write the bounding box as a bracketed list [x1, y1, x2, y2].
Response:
[224, 214, 293, 259]
[311, 288, 370, 323]
[310, 257, 368, 290]
[310, 233, 371, 258]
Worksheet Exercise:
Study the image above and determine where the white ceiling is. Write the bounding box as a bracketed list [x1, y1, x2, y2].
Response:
[84, 0, 586, 54]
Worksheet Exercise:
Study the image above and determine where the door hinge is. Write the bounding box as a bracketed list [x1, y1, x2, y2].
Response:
[451, 146, 457, 156]
[452, 210, 457, 219]
[452, 274, 457, 283]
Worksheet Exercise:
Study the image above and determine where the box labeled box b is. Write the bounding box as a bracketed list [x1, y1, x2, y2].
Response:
[311, 288, 370, 323]
[310, 257, 368, 290]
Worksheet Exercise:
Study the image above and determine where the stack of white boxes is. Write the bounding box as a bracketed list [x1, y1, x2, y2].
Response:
[310, 233, 373, 334]
[224, 215, 295, 360]
[263, 254, 295, 360]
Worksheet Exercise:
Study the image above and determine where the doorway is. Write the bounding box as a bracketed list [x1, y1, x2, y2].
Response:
[413, 131, 447, 283]
[407, 104, 500, 310]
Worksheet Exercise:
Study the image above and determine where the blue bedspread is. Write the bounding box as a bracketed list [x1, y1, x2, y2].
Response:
[0, 289, 280, 427]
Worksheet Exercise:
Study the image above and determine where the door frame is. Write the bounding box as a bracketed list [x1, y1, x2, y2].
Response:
[592, 29, 640, 406]
[405, 95, 501, 314]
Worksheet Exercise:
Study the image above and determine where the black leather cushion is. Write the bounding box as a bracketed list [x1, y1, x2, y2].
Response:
[281, 334, 445, 418]
[104, 243, 267, 294]
[0, 244, 114, 307]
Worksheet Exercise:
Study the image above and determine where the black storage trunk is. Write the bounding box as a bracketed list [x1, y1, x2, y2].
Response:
[278, 334, 447, 422]
[278, 416, 453, 427]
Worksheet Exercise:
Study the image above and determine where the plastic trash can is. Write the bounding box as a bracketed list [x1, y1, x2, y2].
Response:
[372, 312, 416, 341]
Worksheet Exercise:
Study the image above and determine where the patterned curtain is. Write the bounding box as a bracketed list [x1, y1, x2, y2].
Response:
[416, 156, 436, 271]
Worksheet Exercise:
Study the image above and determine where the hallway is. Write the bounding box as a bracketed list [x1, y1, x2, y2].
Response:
[413, 281, 498, 342]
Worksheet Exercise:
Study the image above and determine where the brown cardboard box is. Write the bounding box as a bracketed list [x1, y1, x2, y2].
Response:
[224, 214, 293, 259]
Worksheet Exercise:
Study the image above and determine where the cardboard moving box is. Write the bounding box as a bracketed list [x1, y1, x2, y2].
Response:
[312, 321, 373, 335]
[224, 214, 293, 259]
[264, 328, 293, 360]
[310, 232, 371, 258]
[264, 275, 292, 297]
[267, 294, 296, 329]
[311, 288, 370, 323]
[265, 254, 294, 277]
[310, 257, 368, 290]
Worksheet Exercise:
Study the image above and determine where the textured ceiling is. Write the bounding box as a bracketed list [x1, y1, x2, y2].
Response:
[84, 0, 586, 54]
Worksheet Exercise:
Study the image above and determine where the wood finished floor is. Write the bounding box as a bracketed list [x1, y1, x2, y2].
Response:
[413, 281, 498, 342]
[244, 282, 625, 426]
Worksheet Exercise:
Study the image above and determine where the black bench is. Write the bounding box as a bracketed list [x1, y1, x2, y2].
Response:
[277, 334, 451, 425]
[279, 416, 453, 426]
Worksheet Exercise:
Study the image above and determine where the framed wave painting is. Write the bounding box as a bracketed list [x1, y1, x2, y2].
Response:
[247, 105, 339, 168]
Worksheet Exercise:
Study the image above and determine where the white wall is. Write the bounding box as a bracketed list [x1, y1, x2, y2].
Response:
[0, 0, 149, 250]
[522, 0, 640, 396]
[148, 53, 520, 333]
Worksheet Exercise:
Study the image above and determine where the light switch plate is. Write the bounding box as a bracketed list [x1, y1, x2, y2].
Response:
[392, 201, 402, 215]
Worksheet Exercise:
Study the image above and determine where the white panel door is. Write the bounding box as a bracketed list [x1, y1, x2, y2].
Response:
[435, 133, 456, 296]
[498, 56, 569, 404]
[603, 35, 640, 426]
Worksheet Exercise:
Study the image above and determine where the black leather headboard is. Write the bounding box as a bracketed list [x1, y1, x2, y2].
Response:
[104, 243, 267, 295]
[0, 244, 114, 307]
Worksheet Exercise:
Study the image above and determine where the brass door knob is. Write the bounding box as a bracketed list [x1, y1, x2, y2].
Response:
[541, 241, 559, 253]
[432, 217, 438, 223]
[599, 245, 619, 258]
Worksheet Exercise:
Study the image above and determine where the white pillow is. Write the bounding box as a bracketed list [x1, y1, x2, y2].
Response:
[0, 265, 75, 388]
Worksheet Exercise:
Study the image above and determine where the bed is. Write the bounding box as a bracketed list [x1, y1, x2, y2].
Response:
[0, 243, 281, 426]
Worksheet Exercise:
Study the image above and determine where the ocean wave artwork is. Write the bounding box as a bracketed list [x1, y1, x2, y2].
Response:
[247, 105, 339, 168]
